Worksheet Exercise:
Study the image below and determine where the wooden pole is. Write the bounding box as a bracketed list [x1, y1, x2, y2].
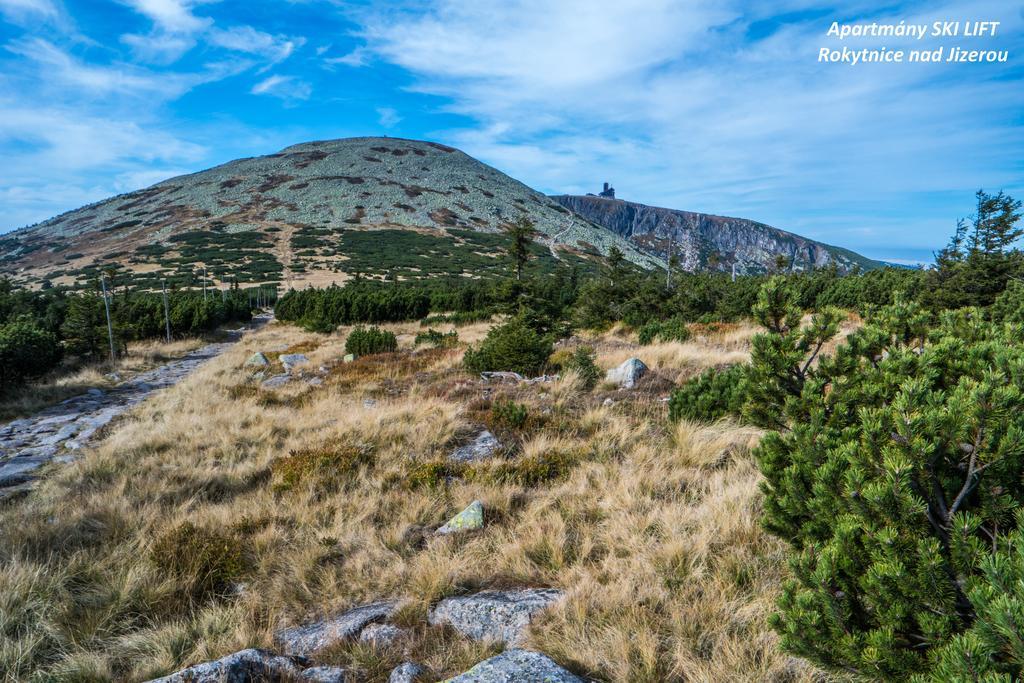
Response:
[100, 274, 116, 364]
[162, 279, 171, 342]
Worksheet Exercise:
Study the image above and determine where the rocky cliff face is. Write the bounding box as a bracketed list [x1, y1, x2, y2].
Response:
[552, 195, 877, 274]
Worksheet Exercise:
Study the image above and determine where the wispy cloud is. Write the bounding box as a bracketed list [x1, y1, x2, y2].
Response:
[376, 106, 400, 127]
[0, 0, 59, 22]
[251, 74, 311, 101]
[119, 0, 212, 34]
[324, 45, 369, 67]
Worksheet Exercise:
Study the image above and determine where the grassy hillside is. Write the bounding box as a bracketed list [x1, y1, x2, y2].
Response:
[0, 138, 657, 291]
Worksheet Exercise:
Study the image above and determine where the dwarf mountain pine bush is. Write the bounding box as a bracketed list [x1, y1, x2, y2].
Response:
[463, 318, 552, 376]
[668, 364, 748, 423]
[748, 277, 1024, 680]
[345, 327, 398, 356]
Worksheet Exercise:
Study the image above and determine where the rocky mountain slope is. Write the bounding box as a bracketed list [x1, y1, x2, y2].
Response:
[553, 194, 879, 274]
[0, 138, 656, 290]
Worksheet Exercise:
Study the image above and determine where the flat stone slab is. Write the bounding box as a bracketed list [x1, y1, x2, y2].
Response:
[429, 588, 564, 645]
[276, 600, 399, 657]
[444, 649, 584, 683]
[449, 431, 501, 463]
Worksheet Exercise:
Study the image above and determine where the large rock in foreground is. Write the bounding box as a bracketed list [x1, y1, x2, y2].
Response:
[444, 649, 584, 683]
[276, 600, 398, 656]
[146, 648, 303, 682]
[605, 358, 647, 389]
[429, 588, 564, 645]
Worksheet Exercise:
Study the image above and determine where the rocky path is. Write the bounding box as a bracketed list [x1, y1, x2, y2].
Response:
[0, 314, 272, 501]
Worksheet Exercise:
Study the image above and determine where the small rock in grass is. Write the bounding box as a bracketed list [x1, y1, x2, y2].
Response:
[437, 500, 484, 535]
[449, 431, 501, 463]
[300, 665, 350, 682]
[280, 354, 310, 373]
[245, 352, 270, 367]
[359, 622, 403, 647]
[343, 353, 357, 363]
[444, 649, 584, 683]
[605, 358, 647, 389]
[389, 661, 427, 683]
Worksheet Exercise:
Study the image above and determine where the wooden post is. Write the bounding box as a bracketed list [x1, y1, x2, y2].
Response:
[162, 279, 171, 343]
[100, 274, 116, 364]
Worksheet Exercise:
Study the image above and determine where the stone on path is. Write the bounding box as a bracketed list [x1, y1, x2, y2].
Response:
[605, 358, 648, 389]
[437, 500, 484, 535]
[449, 431, 501, 463]
[429, 588, 564, 645]
[444, 649, 584, 683]
[146, 648, 303, 683]
[389, 661, 427, 683]
[275, 600, 399, 657]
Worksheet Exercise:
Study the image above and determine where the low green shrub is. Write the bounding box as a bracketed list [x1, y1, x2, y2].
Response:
[463, 318, 552, 376]
[562, 346, 601, 389]
[489, 449, 578, 487]
[638, 317, 691, 345]
[345, 327, 398, 356]
[414, 328, 458, 348]
[272, 443, 374, 493]
[490, 399, 528, 430]
[668, 364, 748, 423]
[150, 522, 247, 604]
[404, 461, 467, 490]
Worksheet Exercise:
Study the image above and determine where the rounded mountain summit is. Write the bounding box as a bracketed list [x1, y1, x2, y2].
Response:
[0, 137, 877, 290]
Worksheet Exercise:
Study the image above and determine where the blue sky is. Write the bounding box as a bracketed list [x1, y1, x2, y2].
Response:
[0, 0, 1022, 263]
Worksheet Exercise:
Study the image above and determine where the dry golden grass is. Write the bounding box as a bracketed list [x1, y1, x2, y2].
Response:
[0, 337, 206, 421]
[0, 321, 836, 682]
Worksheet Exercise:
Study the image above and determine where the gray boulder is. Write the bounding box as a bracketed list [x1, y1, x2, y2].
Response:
[444, 649, 584, 683]
[146, 648, 302, 683]
[275, 600, 398, 657]
[261, 374, 292, 389]
[428, 588, 564, 645]
[437, 500, 484, 535]
[604, 358, 647, 389]
[389, 661, 427, 683]
[359, 622, 403, 647]
[449, 431, 501, 463]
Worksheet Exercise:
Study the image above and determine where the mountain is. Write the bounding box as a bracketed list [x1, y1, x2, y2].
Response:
[0, 137, 657, 290]
[552, 194, 880, 274]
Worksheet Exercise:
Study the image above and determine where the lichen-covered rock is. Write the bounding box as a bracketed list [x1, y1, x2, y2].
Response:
[275, 600, 398, 656]
[245, 352, 270, 367]
[300, 666, 350, 682]
[389, 661, 427, 683]
[605, 358, 647, 389]
[280, 353, 310, 372]
[359, 622, 403, 647]
[437, 500, 484, 534]
[428, 588, 564, 645]
[449, 431, 501, 463]
[261, 373, 292, 389]
[146, 648, 302, 683]
[343, 353, 357, 363]
[443, 649, 584, 683]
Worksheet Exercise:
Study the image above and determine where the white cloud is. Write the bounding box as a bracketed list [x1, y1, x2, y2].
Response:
[121, 30, 195, 64]
[0, 0, 58, 21]
[324, 46, 368, 67]
[208, 25, 303, 64]
[119, 0, 212, 34]
[250, 74, 311, 101]
[376, 106, 400, 128]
